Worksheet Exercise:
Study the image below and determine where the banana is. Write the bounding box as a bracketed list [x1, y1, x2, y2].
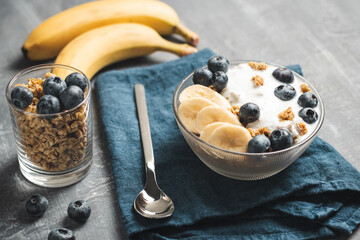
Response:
[195, 106, 240, 133]
[209, 125, 252, 152]
[179, 85, 232, 111]
[200, 122, 233, 142]
[22, 0, 199, 60]
[178, 97, 217, 134]
[52, 23, 197, 79]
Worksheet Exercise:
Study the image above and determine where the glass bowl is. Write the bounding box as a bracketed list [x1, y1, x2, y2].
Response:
[5, 64, 93, 187]
[172, 60, 324, 180]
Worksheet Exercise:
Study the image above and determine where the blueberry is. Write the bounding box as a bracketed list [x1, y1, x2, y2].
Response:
[25, 194, 48, 218]
[67, 200, 91, 223]
[274, 84, 296, 101]
[37, 95, 61, 114]
[239, 103, 260, 125]
[43, 76, 67, 98]
[192, 68, 213, 86]
[211, 71, 228, 91]
[298, 92, 318, 108]
[299, 108, 318, 124]
[59, 86, 84, 110]
[65, 72, 88, 92]
[207, 55, 230, 73]
[269, 129, 293, 151]
[248, 135, 271, 153]
[272, 68, 294, 83]
[48, 228, 75, 240]
[11, 86, 33, 109]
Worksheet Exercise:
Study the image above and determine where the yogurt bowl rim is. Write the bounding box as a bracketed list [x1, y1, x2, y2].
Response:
[172, 59, 325, 156]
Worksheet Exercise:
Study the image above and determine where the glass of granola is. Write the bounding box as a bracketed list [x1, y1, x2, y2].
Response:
[5, 64, 93, 187]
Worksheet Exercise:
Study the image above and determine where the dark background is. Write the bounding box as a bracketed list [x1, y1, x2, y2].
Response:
[0, 0, 359, 239]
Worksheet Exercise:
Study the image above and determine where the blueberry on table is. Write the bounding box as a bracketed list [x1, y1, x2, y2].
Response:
[274, 84, 296, 101]
[37, 95, 61, 114]
[239, 102, 260, 125]
[59, 86, 84, 110]
[269, 129, 293, 151]
[192, 68, 213, 86]
[298, 92, 318, 108]
[207, 55, 230, 73]
[299, 108, 318, 124]
[48, 228, 75, 240]
[65, 72, 88, 92]
[11, 86, 33, 109]
[211, 71, 228, 91]
[248, 135, 271, 153]
[43, 76, 67, 98]
[67, 200, 91, 223]
[25, 194, 48, 218]
[272, 68, 294, 83]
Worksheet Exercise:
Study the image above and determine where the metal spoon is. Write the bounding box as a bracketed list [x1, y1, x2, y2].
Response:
[133, 84, 174, 219]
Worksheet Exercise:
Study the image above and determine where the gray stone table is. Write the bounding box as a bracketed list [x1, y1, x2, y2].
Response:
[1, 0, 359, 239]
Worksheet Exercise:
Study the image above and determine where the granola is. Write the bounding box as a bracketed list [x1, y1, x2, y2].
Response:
[251, 75, 264, 86]
[14, 74, 88, 171]
[248, 61, 268, 71]
[278, 107, 295, 121]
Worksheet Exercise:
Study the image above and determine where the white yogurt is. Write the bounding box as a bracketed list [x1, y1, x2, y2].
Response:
[221, 63, 320, 143]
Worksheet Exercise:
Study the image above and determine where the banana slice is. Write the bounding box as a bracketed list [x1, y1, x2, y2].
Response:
[178, 97, 217, 134]
[179, 84, 232, 111]
[200, 122, 233, 142]
[209, 125, 252, 152]
[195, 106, 240, 133]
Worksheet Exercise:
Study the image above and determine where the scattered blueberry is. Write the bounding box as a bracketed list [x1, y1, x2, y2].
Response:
[274, 84, 296, 101]
[48, 228, 75, 240]
[11, 86, 33, 109]
[248, 135, 271, 153]
[59, 86, 84, 110]
[272, 68, 294, 83]
[269, 129, 293, 151]
[298, 92, 318, 108]
[207, 56, 230, 73]
[43, 76, 67, 98]
[211, 71, 228, 91]
[67, 200, 91, 223]
[25, 194, 48, 218]
[37, 95, 61, 114]
[239, 102, 260, 125]
[65, 73, 88, 92]
[192, 68, 213, 86]
[299, 108, 319, 124]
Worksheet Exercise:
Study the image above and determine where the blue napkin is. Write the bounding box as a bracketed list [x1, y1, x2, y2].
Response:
[95, 49, 360, 240]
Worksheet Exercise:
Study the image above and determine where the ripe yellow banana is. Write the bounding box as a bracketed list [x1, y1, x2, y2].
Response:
[22, 0, 199, 60]
[52, 23, 197, 79]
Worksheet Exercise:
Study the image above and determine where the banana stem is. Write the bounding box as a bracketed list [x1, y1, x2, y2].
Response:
[160, 40, 198, 57]
[174, 22, 199, 46]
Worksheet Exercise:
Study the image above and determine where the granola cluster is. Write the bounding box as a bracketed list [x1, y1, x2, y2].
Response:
[252, 75, 264, 86]
[248, 62, 268, 71]
[14, 75, 89, 171]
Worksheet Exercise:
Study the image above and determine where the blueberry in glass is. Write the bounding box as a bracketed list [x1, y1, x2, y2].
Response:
[11, 86, 33, 109]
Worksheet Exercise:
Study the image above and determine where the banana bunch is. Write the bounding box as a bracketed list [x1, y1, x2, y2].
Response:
[178, 85, 252, 152]
[22, 0, 199, 78]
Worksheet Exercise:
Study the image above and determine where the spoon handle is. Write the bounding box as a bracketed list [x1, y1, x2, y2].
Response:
[134, 84, 157, 184]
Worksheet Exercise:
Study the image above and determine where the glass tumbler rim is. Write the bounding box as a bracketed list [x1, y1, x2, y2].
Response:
[5, 63, 91, 116]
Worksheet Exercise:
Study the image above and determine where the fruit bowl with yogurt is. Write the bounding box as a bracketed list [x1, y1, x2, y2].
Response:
[172, 56, 324, 180]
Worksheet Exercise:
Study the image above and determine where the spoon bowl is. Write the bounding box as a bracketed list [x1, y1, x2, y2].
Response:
[134, 189, 174, 219]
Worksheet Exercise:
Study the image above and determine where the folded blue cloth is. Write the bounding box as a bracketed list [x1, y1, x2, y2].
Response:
[95, 49, 360, 240]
